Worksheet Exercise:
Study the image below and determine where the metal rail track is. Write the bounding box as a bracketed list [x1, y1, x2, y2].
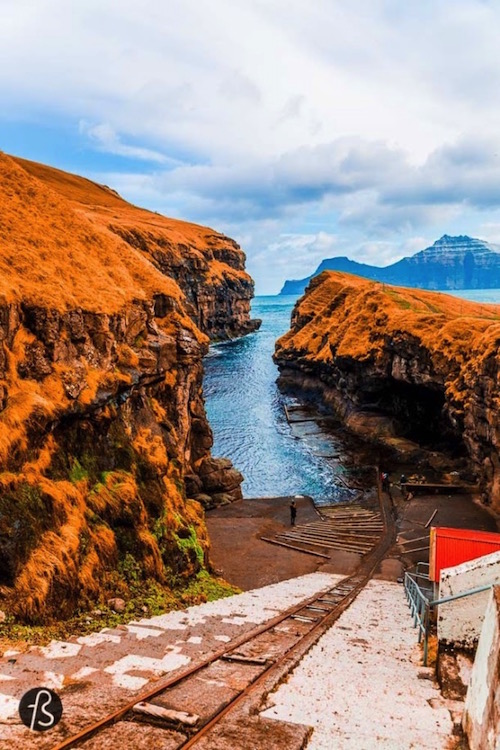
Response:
[52, 473, 395, 750]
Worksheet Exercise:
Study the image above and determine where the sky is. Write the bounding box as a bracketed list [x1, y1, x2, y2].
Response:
[3, 1, 500, 293]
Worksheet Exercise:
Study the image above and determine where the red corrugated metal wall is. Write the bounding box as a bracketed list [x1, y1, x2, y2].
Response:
[429, 527, 500, 582]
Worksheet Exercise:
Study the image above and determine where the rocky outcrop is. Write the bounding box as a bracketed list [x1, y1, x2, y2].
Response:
[280, 235, 500, 295]
[275, 272, 500, 510]
[0, 153, 253, 621]
[14, 156, 261, 341]
[106, 227, 260, 341]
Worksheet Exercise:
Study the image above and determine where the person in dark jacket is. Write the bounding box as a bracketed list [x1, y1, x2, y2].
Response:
[290, 499, 297, 526]
[381, 472, 390, 492]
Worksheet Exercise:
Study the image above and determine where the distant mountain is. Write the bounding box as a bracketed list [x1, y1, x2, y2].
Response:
[280, 235, 500, 295]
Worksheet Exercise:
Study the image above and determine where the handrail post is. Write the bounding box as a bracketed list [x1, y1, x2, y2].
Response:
[417, 597, 423, 641]
[423, 605, 429, 666]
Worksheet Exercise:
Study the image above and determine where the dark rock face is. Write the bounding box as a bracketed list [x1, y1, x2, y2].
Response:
[0, 296, 217, 619]
[183, 459, 244, 508]
[280, 235, 500, 295]
[0, 154, 253, 621]
[275, 272, 500, 510]
[105, 226, 261, 341]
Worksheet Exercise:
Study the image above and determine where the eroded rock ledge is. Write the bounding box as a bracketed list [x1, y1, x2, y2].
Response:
[0, 154, 255, 621]
[274, 272, 500, 511]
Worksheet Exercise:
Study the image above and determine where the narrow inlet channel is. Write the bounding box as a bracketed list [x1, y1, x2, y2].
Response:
[203, 295, 371, 505]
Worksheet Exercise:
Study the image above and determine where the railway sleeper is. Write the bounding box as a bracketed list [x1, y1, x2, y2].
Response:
[286, 533, 375, 548]
[289, 525, 381, 534]
[305, 524, 382, 534]
[305, 604, 332, 612]
[290, 614, 319, 623]
[277, 536, 373, 554]
[279, 536, 374, 549]
[132, 702, 199, 728]
[221, 653, 269, 665]
[298, 525, 381, 536]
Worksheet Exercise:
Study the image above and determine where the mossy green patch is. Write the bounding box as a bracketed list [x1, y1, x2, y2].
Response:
[175, 525, 205, 566]
[69, 458, 88, 483]
[0, 483, 53, 583]
[386, 290, 412, 310]
[0, 572, 240, 649]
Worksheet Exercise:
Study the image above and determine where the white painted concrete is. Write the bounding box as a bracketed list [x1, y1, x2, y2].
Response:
[0, 571, 343, 749]
[103, 648, 191, 691]
[438, 549, 500, 648]
[261, 580, 453, 750]
[39, 641, 82, 659]
[124, 624, 165, 640]
[463, 586, 500, 750]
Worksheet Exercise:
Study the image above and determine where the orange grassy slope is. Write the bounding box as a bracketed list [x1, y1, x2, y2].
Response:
[0, 153, 181, 313]
[277, 271, 500, 375]
[276, 271, 500, 506]
[13, 155, 251, 289]
[0, 152, 251, 622]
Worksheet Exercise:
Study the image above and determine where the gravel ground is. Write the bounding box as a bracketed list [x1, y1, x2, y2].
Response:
[261, 580, 454, 750]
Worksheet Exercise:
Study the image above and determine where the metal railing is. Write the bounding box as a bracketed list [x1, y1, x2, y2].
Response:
[415, 561, 429, 576]
[404, 570, 433, 662]
[404, 568, 494, 665]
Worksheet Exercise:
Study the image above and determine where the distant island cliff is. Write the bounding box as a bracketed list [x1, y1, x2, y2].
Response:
[274, 271, 500, 511]
[280, 235, 500, 295]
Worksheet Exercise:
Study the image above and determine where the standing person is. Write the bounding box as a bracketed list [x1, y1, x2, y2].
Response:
[290, 499, 297, 526]
[381, 472, 390, 492]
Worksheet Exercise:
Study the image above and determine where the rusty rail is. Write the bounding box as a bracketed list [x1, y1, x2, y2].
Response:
[52, 468, 395, 749]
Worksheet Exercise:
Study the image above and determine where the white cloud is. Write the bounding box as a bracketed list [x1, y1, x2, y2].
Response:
[3, 0, 499, 161]
[3, 1, 500, 292]
[79, 121, 169, 164]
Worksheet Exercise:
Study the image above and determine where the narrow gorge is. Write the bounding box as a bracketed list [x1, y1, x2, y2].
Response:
[274, 271, 500, 511]
[0, 153, 260, 622]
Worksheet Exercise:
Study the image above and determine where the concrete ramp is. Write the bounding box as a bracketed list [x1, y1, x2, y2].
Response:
[261, 580, 455, 749]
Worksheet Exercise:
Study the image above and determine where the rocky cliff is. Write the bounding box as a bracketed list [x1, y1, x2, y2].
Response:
[275, 272, 500, 510]
[0, 153, 258, 622]
[280, 235, 500, 295]
[14, 156, 261, 341]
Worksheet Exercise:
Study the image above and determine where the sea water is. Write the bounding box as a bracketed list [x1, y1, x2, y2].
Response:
[204, 295, 348, 502]
[203, 289, 500, 502]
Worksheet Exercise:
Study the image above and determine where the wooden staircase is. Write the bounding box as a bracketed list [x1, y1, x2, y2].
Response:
[276, 503, 383, 555]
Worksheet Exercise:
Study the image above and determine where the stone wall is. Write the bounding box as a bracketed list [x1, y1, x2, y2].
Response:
[463, 586, 500, 749]
[438, 550, 500, 648]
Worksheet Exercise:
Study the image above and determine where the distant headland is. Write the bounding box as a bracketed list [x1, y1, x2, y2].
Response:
[280, 235, 500, 295]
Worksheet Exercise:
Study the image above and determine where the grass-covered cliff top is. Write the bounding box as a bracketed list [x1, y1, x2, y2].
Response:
[1, 153, 251, 313]
[0, 153, 181, 312]
[276, 271, 500, 377]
